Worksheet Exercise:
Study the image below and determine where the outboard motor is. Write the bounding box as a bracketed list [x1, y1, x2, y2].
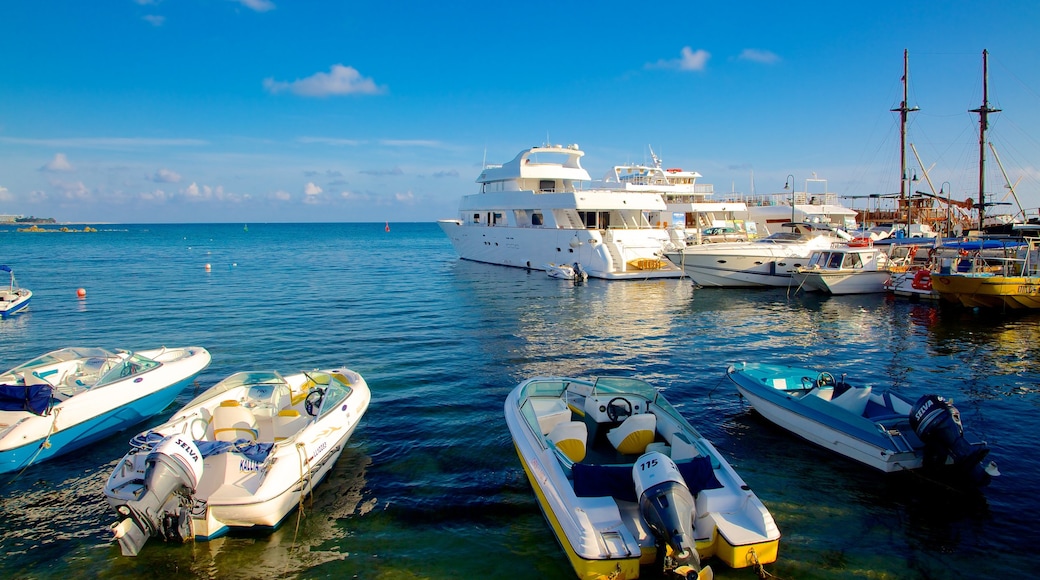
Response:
[110, 434, 204, 556]
[909, 394, 996, 486]
[572, 262, 587, 282]
[632, 451, 701, 573]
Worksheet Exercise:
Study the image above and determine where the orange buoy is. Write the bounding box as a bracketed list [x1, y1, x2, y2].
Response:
[76, 288, 86, 298]
[205, 264, 211, 271]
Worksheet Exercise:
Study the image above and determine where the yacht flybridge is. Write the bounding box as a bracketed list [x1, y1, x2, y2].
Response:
[438, 144, 684, 279]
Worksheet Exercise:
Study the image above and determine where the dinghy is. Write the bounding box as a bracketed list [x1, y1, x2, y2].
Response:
[505, 376, 780, 579]
[545, 262, 587, 281]
[726, 362, 999, 485]
[0, 265, 31, 318]
[0, 346, 210, 474]
[105, 367, 370, 556]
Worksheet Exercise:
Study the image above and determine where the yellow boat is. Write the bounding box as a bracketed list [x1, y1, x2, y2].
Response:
[504, 376, 780, 579]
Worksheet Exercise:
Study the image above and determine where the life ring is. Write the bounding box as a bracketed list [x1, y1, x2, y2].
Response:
[959, 249, 969, 257]
[911, 269, 932, 291]
[849, 237, 873, 247]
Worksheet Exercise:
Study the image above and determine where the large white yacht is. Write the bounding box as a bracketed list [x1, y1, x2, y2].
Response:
[438, 144, 684, 279]
[664, 221, 850, 287]
[595, 148, 751, 248]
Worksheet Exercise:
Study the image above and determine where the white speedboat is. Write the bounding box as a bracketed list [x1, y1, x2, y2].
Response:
[791, 242, 894, 294]
[438, 144, 684, 280]
[105, 367, 370, 556]
[0, 346, 211, 474]
[505, 376, 780, 579]
[0, 265, 31, 318]
[726, 362, 998, 484]
[664, 222, 847, 287]
[545, 262, 587, 281]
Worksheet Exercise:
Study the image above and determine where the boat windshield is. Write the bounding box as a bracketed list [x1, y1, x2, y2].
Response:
[96, 352, 161, 386]
[305, 371, 354, 418]
[183, 370, 288, 408]
[592, 377, 702, 438]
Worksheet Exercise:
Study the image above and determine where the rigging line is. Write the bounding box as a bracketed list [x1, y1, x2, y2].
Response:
[6, 407, 62, 486]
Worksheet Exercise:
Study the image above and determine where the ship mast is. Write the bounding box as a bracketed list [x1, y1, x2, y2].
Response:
[891, 49, 919, 229]
[970, 49, 1000, 230]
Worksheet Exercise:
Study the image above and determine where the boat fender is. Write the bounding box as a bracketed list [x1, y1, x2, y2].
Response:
[633, 451, 700, 572]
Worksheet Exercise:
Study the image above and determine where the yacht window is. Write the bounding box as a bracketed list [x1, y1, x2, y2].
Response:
[579, 211, 597, 229]
[471, 213, 480, 224]
[539, 180, 555, 193]
[532, 212, 543, 226]
[827, 253, 843, 268]
[493, 212, 504, 225]
[844, 253, 864, 269]
[808, 253, 824, 267]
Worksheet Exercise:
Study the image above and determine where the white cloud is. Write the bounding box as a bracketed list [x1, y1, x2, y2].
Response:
[303, 182, 322, 196]
[153, 168, 182, 183]
[738, 49, 780, 64]
[183, 182, 202, 199]
[647, 47, 710, 72]
[272, 190, 291, 201]
[140, 189, 168, 202]
[0, 186, 12, 202]
[29, 190, 47, 203]
[143, 15, 165, 26]
[232, 0, 275, 12]
[264, 64, 383, 97]
[53, 180, 90, 200]
[395, 191, 415, 203]
[41, 153, 73, 172]
[298, 137, 363, 146]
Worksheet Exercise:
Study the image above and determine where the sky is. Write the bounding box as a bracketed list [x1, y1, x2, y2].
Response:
[2, 0, 1040, 224]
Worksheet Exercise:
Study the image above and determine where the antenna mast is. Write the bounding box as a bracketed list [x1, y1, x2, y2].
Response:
[970, 49, 1000, 230]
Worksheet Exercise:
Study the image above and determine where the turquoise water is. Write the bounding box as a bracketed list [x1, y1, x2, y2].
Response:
[0, 222, 1036, 579]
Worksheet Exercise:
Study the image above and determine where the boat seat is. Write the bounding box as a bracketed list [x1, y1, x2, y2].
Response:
[211, 400, 259, 442]
[273, 409, 309, 441]
[548, 420, 587, 463]
[812, 386, 835, 401]
[830, 386, 871, 417]
[607, 413, 657, 456]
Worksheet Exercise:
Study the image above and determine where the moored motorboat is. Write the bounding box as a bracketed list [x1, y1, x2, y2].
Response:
[545, 262, 587, 281]
[0, 265, 31, 318]
[505, 376, 780, 579]
[792, 242, 896, 294]
[105, 367, 370, 556]
[0, 346, 211, 474]
[726, 362, 998, 485]
[664, 222, 848, 287]
[438, 144, 684, 280]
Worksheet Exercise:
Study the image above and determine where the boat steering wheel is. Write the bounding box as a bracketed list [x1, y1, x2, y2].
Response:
[816, 372, 835, 388]
[606, 397, 633, 422]
[305, 389, 324, 416]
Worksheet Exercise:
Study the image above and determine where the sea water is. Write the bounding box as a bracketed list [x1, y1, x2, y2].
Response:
[0, 222, 1036, 579]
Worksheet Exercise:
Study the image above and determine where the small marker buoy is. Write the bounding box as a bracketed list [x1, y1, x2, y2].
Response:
[76, 288, 86, 298]
[205, 264, 211, 271]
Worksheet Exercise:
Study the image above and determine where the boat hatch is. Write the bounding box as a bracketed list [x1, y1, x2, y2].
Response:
[600, 530, 631, 558]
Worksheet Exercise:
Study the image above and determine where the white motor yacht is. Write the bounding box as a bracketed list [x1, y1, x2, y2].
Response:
[665, 222, 849, 287]
[438, 144, 683, 279]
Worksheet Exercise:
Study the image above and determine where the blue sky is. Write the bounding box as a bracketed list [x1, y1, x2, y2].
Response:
[2, 1, 1040, 224]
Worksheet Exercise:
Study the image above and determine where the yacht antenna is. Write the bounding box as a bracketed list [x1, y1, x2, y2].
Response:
[970, 49, 1000, 230]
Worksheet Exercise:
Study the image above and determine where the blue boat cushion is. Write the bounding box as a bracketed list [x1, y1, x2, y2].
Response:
[572, 456, 722, 502]
[0, 383, 53, 415]
[131, 431, 275, 463]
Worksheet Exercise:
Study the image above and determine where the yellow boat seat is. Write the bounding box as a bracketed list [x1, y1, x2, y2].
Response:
[212, 401, 259, 442]
[607, 413, 657, 455]
[548, 421, 587, 463]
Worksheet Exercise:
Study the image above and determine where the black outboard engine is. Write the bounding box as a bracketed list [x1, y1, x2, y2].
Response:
[632, 451, 702, 574]
[909, 394, 996, 486]
[110, 434, 204, 556]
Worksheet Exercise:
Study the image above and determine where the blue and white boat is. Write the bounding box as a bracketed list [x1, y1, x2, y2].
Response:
[726, 362, 999, 485]
[0, 265, 31, 318]
[0, 346, 211, 474]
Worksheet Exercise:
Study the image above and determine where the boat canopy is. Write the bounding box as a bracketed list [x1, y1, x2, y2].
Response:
[0, 383, 52, 415]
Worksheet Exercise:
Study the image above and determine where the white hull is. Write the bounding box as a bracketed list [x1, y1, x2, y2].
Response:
[439, 219, 682, 279]
[735, 384, 919, 472]
[665, 236, 837, 287]
[792, 270, 891, 294]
